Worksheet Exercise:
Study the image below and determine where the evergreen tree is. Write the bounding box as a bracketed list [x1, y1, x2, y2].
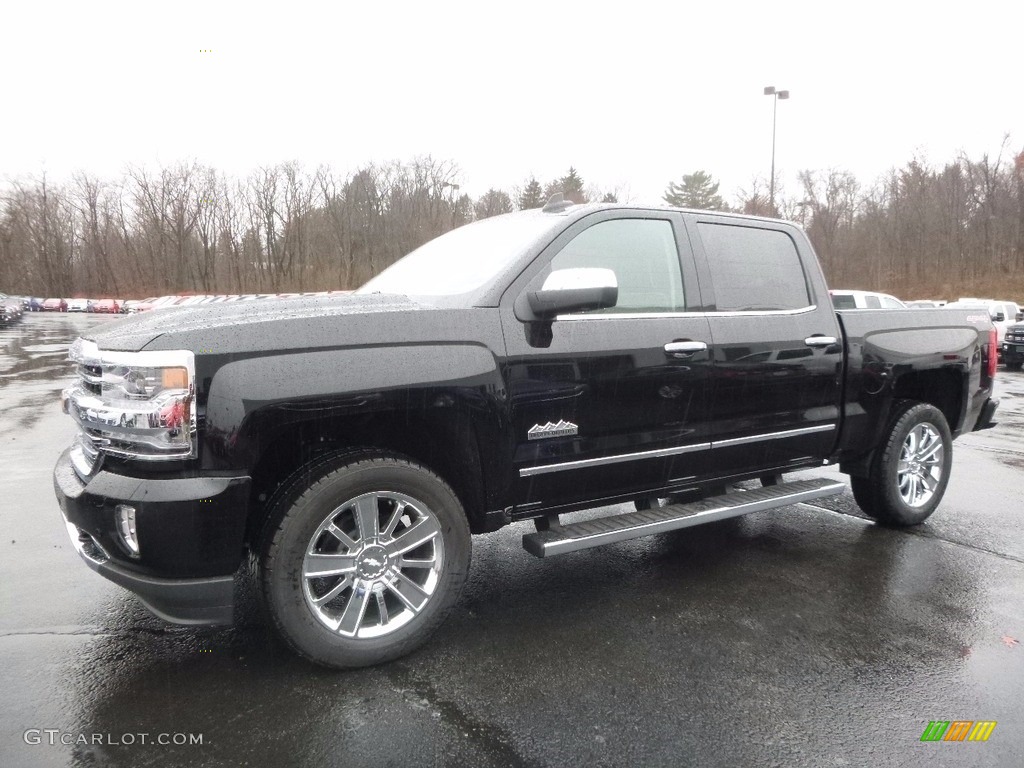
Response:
[518, 177, 544, 209]
[560, 166, 586, 204]
[473, 189, 513, 220]
[543, 168, 588, 204]
[663, 171, 726, 210]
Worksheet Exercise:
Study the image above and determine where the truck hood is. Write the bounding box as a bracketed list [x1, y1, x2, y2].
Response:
[87, 294, 424, 352]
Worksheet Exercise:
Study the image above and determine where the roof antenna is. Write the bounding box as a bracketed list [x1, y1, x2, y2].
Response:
[542, 193, 574, 213]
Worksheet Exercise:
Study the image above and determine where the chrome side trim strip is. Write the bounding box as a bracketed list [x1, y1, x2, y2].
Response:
[712, 424, 835, 449]
[519, 442, 712, 478]
[517, 424, 835, 477]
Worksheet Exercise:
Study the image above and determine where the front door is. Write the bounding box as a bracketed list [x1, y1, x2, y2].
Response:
[499, 211, 714, 513]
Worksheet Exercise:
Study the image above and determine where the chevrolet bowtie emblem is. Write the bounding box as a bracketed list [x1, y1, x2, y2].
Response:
[528, 420, 579, 440]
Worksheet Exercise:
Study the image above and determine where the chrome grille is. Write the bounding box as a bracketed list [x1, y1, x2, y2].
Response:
[78, 363, 102, 395]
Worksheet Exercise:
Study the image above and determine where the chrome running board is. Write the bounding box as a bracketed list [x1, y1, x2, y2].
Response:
[522, 477, 845, 558]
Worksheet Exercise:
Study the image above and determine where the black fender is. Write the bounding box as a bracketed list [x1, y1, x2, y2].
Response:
[201, 343, 512, 522]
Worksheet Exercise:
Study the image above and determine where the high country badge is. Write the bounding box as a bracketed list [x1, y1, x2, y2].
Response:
[528, 420, 579, 440]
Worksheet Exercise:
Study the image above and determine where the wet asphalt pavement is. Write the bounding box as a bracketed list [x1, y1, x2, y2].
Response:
[1, 313, 1021, 768]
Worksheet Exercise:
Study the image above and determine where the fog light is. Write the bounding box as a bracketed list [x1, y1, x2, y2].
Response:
[116, 505, 140, 558]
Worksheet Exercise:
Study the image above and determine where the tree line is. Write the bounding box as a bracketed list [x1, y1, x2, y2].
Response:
[1, 146, 1022, 300]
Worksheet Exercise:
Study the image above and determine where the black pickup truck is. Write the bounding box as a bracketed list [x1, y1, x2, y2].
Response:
[54, 199, 999, 668]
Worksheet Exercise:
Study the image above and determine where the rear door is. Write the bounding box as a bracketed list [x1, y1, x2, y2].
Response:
[686, 215, 843, 477]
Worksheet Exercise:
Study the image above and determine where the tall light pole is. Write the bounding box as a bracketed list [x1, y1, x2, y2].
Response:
[440, 181, 461, 227]
[763, 86, 789, 215]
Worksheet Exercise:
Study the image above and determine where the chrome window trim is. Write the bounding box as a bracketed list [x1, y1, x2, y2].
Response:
[555, 305, 818, 321]
[519, 442, 712, 478]
[518, 424, 835, 477]
[699, 305, 817, 318]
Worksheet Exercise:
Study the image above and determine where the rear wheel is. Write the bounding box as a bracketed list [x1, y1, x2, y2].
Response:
[850, 400, 952, 527]
[259, 453, 471, 668]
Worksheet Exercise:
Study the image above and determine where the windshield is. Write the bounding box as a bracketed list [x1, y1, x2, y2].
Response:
[358, 211, 563, 297]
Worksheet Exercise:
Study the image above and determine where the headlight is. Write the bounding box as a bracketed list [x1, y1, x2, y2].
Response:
[64, 339, 197, 461]
[102, 364, 190, 400]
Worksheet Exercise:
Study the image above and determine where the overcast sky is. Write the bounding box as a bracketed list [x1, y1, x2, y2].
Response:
[2, 0, 1021, 205]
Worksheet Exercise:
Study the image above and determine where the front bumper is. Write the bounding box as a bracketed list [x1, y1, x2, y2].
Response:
[53, 447, 251, 625]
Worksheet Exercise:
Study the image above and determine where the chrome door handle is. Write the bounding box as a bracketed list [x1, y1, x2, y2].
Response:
[664, 341, 708, 358]
[804, 336, 837, 347]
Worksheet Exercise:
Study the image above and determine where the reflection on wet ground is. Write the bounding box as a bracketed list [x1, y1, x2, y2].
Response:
[0, 314, 116, 432]
[0, 314, 115, 384]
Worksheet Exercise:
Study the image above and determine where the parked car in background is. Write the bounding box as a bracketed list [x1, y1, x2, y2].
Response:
[1, 300, 24, 325]
[993, 300, 1022, 323]
[1003, 321, 1024, 370]
[829, 290, 906, 309]
[28, 297, 44, 311]
[67, 298, 90, 313]
[946, 299, 1013, 357]
[42, 298, 68, 312]
[906, 300, 945, 308]
[91, 299, 121, 314]
[150, 296, 187, 309]
[125, 297, 159, 313]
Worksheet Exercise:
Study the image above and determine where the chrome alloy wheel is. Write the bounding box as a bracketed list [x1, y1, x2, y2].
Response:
[896, 423, 944, 508]
[302, 491, 445, 639]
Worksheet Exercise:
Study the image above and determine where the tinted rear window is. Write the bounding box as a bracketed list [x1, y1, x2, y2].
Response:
[697, 224, 811, 312]
[831, 294, 856, 309]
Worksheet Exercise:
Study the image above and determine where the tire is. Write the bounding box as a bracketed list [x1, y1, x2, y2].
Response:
[258, 452, 471, 669]
[850, 400, 952, 527]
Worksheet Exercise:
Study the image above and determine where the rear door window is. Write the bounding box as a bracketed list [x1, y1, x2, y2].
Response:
[696, 223, 811, 312]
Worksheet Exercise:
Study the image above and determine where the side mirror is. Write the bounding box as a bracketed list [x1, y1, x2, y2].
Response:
[1016, 312, 1023, 322]
[527, 268, 618, 318]
[994, 312, 1005, 323]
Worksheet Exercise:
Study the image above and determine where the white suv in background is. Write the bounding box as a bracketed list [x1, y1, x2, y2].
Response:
[829, 290, 907, 309]
[945, 299, 1016, 354]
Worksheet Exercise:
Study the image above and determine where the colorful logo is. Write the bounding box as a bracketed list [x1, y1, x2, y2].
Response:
[920, 721, 997, 742]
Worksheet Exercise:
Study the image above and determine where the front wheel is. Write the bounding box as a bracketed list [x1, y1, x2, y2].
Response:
[850, 400, 952, 527]
[259, 453, 471, 668]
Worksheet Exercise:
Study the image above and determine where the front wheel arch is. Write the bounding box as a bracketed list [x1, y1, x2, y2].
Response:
[256, 450, 472, 668]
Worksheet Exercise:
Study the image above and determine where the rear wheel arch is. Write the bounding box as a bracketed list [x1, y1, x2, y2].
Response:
[889, 369, 964, 435]
[850, 398, 953, 526]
